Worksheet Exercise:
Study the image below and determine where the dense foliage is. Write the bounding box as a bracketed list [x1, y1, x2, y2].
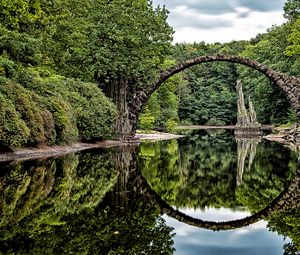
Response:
[1, 0, 299, 140]
[139, 60, 187, 131]
[0, 0, 175, 147]
[0, 1, 124, 148]
[0, 73, 117, 147]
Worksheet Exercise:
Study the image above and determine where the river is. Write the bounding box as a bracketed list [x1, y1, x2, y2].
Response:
[0, 129, 299, 254]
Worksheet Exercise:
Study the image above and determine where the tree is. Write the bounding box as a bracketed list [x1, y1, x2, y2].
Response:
[238, 23, 298, 124]
[284, 0, 300, 20]
[36, 0, 174, 137]
[286, 18, 300, 57]
[0, 0, 174, 139]
[139, 59, 187, 131]
[171, 43, 238, 126]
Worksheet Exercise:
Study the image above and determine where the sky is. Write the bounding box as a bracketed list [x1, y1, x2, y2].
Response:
[152, 0, 287, 43]
[163, 208, 288, 255]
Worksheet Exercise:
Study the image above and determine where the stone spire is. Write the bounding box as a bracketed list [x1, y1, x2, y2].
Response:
[236, 80, 260, 128]
[236, 79, 250, 127]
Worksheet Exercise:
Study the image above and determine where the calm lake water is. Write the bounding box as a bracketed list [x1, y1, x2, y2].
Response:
[0, 129, 299, 254]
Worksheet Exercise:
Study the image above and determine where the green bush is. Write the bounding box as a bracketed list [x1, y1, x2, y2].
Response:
[41, 109, 56, 145]
[164, 119, 178, 133]
[69, 80, 117, 140]
[0, 93, 30, 148]
[35, 94, 78, 145]
[0, 28, 40, 65]
[0, 82, 46, 145]
[139, 114, 155, 130]
[0, 55, 16, 78]
[0, 65, 117, 148]
[29, 75, 117, 141]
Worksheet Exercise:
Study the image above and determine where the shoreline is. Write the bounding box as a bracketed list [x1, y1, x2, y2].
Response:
[1, 126, 298, 163]
[0, 132, 184, 163]
[0, 140, 132, 163]
[176, 125, 273, 130]
[135, 132, 184, 141]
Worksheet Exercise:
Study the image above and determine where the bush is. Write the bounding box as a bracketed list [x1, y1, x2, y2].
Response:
[29, 75, 117, 141]
[35, 94, 78, 145]
[41, 109, 56, 145]
[0, 55, 16, 78]
[0, 82, 46, 145]
[0, 65, 117, 148]
[60, 79, 117, 140]
[0, 93, 30, 148]
[139, 114, 155, 130]
[0, 28, 40, 65]
[164, 119, 178, 133]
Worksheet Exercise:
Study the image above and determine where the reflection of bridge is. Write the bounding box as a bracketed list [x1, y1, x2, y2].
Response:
[141, 169, 300, 231]
[108, 147, 300, 231]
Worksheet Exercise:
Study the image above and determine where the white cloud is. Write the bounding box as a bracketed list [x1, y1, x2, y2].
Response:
[153, 0, 286, 43]
[172, 10, 285, 43]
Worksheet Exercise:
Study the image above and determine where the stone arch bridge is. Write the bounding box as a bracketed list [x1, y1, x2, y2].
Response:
[124, 54, 300, 138]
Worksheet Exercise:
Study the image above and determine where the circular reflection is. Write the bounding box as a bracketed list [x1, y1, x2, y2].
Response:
[140, 169, 300, 231]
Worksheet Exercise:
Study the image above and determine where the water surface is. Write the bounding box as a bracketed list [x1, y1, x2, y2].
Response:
[0, 129, 299, 254]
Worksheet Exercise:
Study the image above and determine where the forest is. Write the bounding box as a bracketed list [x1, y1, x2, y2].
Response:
[0, 0, 299, 149]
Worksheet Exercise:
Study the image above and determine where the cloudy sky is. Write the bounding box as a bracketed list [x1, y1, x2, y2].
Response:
[152, 0, 287, 43]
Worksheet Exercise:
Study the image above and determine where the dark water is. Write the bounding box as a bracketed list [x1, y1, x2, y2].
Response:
[0, 129, 299, 254]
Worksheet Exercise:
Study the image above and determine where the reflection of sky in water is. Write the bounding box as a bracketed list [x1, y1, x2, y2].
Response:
[163, 208, 289, 255]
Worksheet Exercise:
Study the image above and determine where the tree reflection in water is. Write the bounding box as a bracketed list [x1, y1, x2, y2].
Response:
[139, 130, 300, 252]
[0, 148, 174, 255]
[0, 130, 299, 254]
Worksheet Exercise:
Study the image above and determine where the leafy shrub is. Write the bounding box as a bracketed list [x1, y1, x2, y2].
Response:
[0, 28, 40, 65]
[69, 80, 117, 140]
[164, 119, 177, 133]
[139, 114, 155, 130]
[0, 55, 16, 78]
[0, 82, 46, 145]
[0, 65, 117, 148]
[26, 74, 117, 140]
[0, 93, 30, 148]
[35, 94, 78, 145]
[41, 109, 56, 145]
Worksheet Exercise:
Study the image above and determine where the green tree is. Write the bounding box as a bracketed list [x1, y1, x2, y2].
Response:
[35, 0, 174, 136]
[171, 43, 238, 125]
[238, 23, 298, 124]
[139, 59, 187, 131]
[286, 18, 300, 56]
[284, 0, 300, 20]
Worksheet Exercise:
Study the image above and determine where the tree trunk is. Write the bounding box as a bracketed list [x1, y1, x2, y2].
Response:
[101, 78, 135, 140]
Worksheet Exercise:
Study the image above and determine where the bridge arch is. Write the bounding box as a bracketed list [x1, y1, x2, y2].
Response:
[128, 54, 300, 136]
